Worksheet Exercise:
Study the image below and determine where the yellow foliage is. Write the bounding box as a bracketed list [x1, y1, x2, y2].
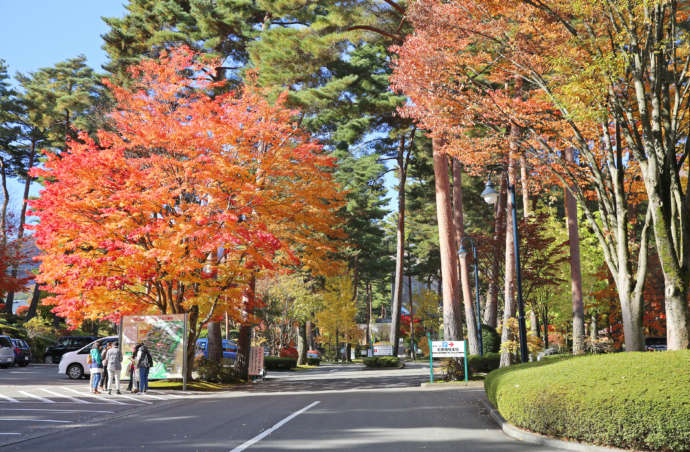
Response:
[498, 317, 544, 357]
[314, 275, 361, 343]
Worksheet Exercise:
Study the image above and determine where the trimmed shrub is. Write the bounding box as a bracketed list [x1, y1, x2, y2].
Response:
[265, 356, 297, 370]
[306, 357, 321, 366]
[468, 352, 500, 373]
[481, 324, 501, 353]
[195, 358, 236, 383]
[485, 351, 690, 451]
[363, 356, 402, 368]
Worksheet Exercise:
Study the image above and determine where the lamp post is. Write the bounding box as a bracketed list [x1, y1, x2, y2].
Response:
[458, 236, 483, 356]
[481, 180, 529, 363]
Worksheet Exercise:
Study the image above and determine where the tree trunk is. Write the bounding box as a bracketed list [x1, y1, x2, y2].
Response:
[185, 305, 199, 381]
[351, 255, 359, 301]
[564, 148, 585, 355]
[520, 153, 531, 216]
[25, 282, 41, 320]
[452, 160, 479, 354]
[408, 275, 415, 359]
[0, 158, 8, 247]
[207, 321, 222, 362]
[432, 139, 462, 341]
[390, 134, 409, 356]
[366, 282, 372, 346]
[0, 159, 10, 315]
[484, 176, 507, 328]
[297, 322, 307, 365]
[307, 317, 315, 350]
[234, 275, 256, 380]
[499, 142, 518, 368]
[590, 314, 597, 342]
[542, 309, 549, 350]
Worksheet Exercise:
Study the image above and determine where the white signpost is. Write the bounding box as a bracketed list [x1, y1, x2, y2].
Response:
[427, 335, 469, 383]
[431, 340, 466, 358]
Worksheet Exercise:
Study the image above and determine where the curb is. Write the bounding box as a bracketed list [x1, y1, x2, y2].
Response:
[420, 381, 483, 389]
[479, 395, 627, 452]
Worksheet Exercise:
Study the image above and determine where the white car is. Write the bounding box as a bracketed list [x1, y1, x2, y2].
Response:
[58, 336, 118, 379]
[0, 335, 15, 368]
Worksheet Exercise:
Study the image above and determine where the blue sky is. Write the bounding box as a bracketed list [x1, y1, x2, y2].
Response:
[0, 1, 127, 209]
[0, 1, 126, 77]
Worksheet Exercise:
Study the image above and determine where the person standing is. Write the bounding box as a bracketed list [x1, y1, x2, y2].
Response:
[135, 343, 152, 394]
[128, 344, 141, 393]
[105, 341, 123, 395]
[100, 342, 111, 391]
[89, 343, 103, 394]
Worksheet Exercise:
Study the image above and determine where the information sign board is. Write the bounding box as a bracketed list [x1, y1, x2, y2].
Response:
[373, 344, 393, 356]
[248, 346, 264, 376]
[431, 340, 466, 358]
[120, 314, 186, 380]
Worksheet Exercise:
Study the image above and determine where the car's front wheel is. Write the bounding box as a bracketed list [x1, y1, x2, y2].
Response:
[44, 355, 54, 364]
[66, 363, 84, 380]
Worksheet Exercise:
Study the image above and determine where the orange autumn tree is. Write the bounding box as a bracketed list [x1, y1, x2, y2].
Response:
[30, 48, 344, 375]
[391, 0, 656, 352]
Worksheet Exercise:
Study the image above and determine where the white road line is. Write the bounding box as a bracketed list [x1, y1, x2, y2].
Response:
[0, 419, 72, 423]
[61, 387, 129, 405]
[229, 401, 320, 452]
[17, 391, 54, 404]
[112, 394, 152, 404]
[40, 388, 90, 404]
[1, 408, 114, 414]
[0, 433, 21, 435]
[0, 393, 19, 403]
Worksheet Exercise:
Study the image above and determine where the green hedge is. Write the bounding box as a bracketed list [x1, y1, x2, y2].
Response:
[485, 351, 690, 451]
[468, 352, 500, 373]
[306, 357, 321, 366]
[264, 356, 297, 370]
[363, 356, 401, 368]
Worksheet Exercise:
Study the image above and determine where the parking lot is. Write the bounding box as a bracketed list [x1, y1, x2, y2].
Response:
[0, 364, 200, 446]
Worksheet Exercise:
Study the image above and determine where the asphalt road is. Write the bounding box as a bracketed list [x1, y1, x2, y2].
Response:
[0, 362, 561, 451]
[0, 364, 204, 444]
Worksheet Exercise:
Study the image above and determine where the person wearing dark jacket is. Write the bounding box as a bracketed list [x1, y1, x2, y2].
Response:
[135, 344, 152, 394]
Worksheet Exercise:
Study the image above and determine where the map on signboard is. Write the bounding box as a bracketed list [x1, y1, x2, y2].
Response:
[120, 314, 186, 379]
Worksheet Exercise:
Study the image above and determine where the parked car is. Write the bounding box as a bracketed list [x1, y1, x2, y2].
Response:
[0, 335, 15, 368]
[645, 337, 667, 351]
[58, 336, 118, 379]
[195, 338, 237, 360]
[44, 336, 97, 364]
[11, 338, 31, 366]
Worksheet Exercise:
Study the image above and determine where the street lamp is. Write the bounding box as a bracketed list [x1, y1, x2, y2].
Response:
[482, 178, 529, 363]
[458, 237, 483, 356]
